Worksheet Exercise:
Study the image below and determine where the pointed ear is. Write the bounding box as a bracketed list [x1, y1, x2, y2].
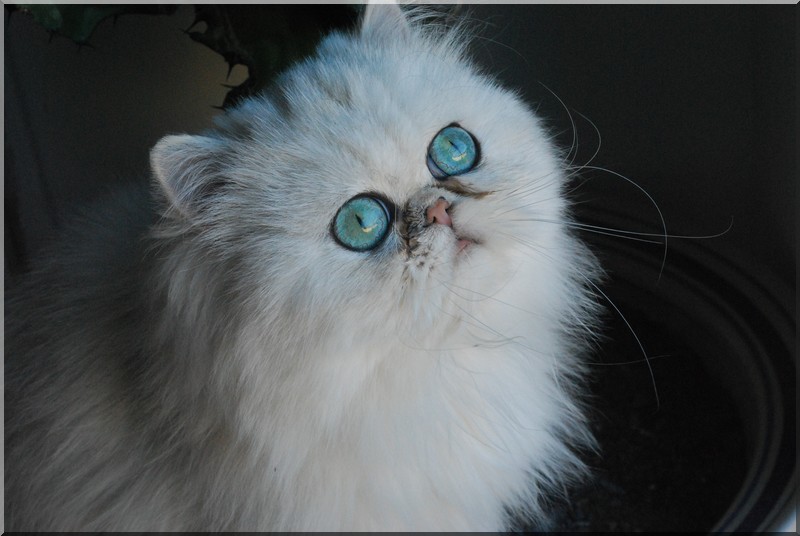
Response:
[360, 2, 411, 42]
[150, 134, 227, 218]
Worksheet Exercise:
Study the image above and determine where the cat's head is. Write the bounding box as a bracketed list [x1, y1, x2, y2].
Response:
[150, 4, 588, 354]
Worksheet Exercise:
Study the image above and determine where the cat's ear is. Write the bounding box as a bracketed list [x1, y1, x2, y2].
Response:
[150, 134, 227, 218]
[360, 2, 411, 42]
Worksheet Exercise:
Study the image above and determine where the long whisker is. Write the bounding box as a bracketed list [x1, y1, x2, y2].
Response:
[538, 81, 579, 167]
[493, 229, 660, 408]
[588, 353, 672, 367]
[567, 165, 669, 281]
[508, 219, 664, 245]
[433, 260, 568, 359]
[583, 277, 660, 409]
[434, 276, 546, 319]
[562, 218, 733, 240]
[506, 217, 733, 246]
[490, 233, 604, 340]
[572, 108, 602, 169]
[491, 187, 565, 219]
[394, 293, 504, 353]
[495, 171, 562, 205]
[445, 296, 522, 349]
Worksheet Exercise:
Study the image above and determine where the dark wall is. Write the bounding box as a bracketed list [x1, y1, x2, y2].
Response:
[469, 5, 795, 287]
[5, 6, 231, 274]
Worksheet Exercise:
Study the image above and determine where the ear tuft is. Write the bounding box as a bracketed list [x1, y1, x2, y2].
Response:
[150, 134, 227, 217]
[360, 2, 411, 43]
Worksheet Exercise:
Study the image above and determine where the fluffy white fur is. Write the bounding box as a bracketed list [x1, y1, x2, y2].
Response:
[5, 4, 601, 531]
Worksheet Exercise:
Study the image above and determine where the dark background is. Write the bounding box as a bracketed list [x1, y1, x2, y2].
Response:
[467, 5, 794, 290]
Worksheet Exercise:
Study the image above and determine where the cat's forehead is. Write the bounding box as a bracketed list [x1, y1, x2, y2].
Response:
[313, 33, 491, 133]
[250, 32, 481, 127]
[217, 26, 533, 204]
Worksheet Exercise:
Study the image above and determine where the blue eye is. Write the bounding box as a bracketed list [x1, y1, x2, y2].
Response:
[332, 195, 392, 251]
[427, 125, 478, 179]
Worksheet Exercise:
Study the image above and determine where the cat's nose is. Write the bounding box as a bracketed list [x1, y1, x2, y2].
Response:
[426, 197, 452, 227]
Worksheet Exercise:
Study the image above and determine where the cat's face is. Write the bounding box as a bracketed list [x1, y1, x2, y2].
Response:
[151, 5, 573, 351]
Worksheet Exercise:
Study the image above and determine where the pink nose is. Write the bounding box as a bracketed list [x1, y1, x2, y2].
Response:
[426, 197, 452, 227]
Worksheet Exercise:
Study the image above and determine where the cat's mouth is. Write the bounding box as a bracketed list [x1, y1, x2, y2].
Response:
[455, 236, 476, 253]
[424, 197, 479, 254]
[436, 182, 488, 254]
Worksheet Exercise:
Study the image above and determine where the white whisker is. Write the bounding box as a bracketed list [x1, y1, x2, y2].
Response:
[583, 278, 660, 408]
[571, 109, 602, 169]
[490, 228, 659, 408]
[538, 81, 579, 168]
[566, 165, 669, 281]
[588, 353, 673, 367]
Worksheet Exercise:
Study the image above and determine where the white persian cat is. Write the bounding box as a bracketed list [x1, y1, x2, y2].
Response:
[5, 4, 601, 531]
